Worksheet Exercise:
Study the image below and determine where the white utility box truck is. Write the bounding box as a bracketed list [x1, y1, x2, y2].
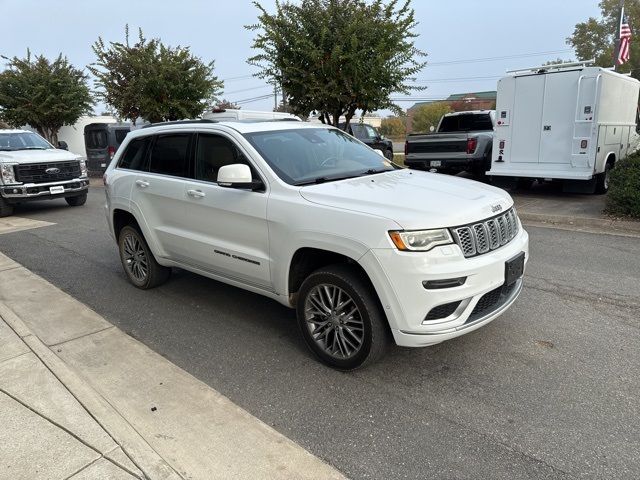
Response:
[489, 63, 640, 193]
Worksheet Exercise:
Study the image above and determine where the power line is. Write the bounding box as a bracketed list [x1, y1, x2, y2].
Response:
[426, 49, 573, 67]
[222, 84, 271, 95]
[411, 75, 503, 84]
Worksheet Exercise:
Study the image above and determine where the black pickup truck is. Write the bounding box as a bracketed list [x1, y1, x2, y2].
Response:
[404, 110, 495, 176]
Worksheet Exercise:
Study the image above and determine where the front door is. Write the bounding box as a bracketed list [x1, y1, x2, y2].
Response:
[181, 132, 271, 290]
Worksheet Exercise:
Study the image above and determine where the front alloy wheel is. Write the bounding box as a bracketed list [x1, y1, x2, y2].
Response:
[297, 264, 389, 370]
[304, 284, 365, 359]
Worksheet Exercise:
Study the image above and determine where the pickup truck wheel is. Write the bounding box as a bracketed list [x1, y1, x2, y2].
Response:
[297, 264, 389, 370]
[384, 149, 394, 161]
[118, 225, 171, 289]
[65, 193, 87, 207]
[0, 196, 14, 218]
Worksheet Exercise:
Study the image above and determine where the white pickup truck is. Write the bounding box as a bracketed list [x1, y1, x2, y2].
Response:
[105, 120, 529, 369]
[0, 129, 90, 217]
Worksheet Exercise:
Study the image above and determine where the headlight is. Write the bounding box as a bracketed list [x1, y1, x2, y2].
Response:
[0, 164, 17, 184]
[79, 158, 88, 177]
[388, 229, 453, 252]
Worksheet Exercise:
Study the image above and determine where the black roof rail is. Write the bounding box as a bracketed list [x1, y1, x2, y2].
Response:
[141, 119, 217, 129]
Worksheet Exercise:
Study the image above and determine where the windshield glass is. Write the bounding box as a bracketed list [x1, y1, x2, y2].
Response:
[244, 128, 394, 185]
[0, 132, 53, 151]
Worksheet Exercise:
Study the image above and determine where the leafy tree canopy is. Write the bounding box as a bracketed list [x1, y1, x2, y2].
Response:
[379, 116, 406, 137]
[0, 51, 92, 143]
[247, 0, 426, 130]
[412, 102, 451, 133]
[567, 0, 640, 77]
[89, 26, 223, 124]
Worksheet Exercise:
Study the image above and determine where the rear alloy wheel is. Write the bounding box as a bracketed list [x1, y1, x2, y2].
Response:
[297, 264, 389, 370]
[0, 196, 14, 218]
[118, 225, 171, 289]
[65, 193, 87, 207]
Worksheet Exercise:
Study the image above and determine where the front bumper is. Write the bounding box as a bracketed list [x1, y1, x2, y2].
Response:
[360, 227, 529, 347]
[0, 178, 89, 203]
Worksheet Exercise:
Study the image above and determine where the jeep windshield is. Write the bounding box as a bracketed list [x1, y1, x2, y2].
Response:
[0, 132, 53, 151]
[244, 127, 395, 186]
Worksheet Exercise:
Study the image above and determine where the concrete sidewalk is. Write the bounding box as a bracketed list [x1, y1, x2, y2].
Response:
[0, 252, 345, 480]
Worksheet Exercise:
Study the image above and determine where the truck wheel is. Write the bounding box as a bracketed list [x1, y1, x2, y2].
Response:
[65, 193, 87, 207]
[595, 162, 613, 194]
[0, 196, 14, 218]
[385, 149, 394, 161]
[118, 225, 171, 289]
[296, 264, 389, 370]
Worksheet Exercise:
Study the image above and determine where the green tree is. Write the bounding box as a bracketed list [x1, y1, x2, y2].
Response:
[0, 52, 92, 143]
[89, 27, 223, 124]
[247, 0, 426, 131]
[412, 102, 451, 133]
[567, 0, 640, 77]
[379, 116, 406, 137]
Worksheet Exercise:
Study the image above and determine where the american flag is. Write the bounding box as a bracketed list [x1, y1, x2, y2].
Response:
[618, 8, 632, 65]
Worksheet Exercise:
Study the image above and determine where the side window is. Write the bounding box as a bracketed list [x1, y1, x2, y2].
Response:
[114, 129, 129, 145]
[118, 137, 150, 171]
[350, 125, 367, 140]
[195, 134, 251, 183]
[148, 134, 191, 178]
[365, 126, 378, 139]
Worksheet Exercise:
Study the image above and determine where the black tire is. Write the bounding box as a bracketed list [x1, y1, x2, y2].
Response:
[0, 196, 14, 218]
[118, 225, 171, 289]
[595, 161, 613, 194]
[65, 193, 87, 207]
[384, 149, 394, 161]
[296, 264, 389, 370]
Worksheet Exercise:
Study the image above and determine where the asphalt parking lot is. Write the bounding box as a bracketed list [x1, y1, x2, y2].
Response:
[0, 188, 638, 480]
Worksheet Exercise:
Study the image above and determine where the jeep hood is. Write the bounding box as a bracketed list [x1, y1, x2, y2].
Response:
[299, 169, 513, 230]
[0, 149, 81, 164]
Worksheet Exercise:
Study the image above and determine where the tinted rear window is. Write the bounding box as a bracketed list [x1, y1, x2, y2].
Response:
[148, 134, 191, 178]
[438, 114, 493, 132]
[118, 137, 150, 171]
[86, 130, 108, 149]
[114, 129, 129, 145]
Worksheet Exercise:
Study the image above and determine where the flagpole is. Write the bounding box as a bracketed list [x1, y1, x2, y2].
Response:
[613, 0, 625, 71]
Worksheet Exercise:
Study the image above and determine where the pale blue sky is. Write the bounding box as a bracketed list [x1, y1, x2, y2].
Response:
[1, 0, 603, 114]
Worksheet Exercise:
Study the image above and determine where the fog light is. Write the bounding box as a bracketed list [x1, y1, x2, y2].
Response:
[13, 189, 19, 194]
[423, 277, 467, 289]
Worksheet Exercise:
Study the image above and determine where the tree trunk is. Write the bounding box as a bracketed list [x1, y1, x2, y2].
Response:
[36, 126, 58, 145]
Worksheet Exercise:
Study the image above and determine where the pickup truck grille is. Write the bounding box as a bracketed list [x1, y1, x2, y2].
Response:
[451, 208, 519, 258]
[409, 143, 466, 154]
[15, 161, 81, 184]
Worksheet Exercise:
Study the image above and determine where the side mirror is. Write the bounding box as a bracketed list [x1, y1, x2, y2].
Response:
[217, 164, 263, 191]
[429, 126, 435, 133]
[379, 134, 385, 140]
[57, 140, 69, 150]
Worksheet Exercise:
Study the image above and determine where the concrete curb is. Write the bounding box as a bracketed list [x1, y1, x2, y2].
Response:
[519, 211, 640, 237]
[0, 302, 183, 480]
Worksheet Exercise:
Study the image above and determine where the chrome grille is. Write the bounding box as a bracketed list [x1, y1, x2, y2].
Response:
[452, 208, 520, 258]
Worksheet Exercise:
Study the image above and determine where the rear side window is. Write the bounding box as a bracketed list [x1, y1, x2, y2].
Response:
[148, 134, 191, 178]
[114, 129, 129, 145]
[438, 114, 493, 132]
[86, 130, 108, 149]
[118, 137, 150, 171]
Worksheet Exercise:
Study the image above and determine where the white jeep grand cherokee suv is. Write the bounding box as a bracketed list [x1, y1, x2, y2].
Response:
[104, 120, 528, 369]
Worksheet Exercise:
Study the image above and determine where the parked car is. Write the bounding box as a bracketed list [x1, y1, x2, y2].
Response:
[340, 122, 394, 160]
[404, 110, 495, 176]
[489, 63, 640, 194]
[84, 122, 131, 175]
[0, 129, 89, 217]
[104, 119, 528, 369]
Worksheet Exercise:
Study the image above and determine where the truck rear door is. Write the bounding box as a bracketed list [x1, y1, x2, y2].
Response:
[510, 75, 545, 163]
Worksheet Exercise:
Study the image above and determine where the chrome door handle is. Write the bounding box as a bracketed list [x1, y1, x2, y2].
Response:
[187, 189, 205, 198]
[135, 180, 150, 188]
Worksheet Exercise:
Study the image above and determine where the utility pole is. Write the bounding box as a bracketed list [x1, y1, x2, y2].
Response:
[613, 0, 625, 71]
[274, 84, 278, 110]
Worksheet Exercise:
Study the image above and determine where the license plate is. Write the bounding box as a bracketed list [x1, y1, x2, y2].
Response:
[505, 252, 525, 286]
[49, 186, 65, 195]
[430, 161, 442, 167]
[100, 163, 106, 168]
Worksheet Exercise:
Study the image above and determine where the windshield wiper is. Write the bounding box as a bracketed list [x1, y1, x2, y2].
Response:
[361, 168, 389, 175]
[16, 147, 47, 150]
[294, 174, 361, 186]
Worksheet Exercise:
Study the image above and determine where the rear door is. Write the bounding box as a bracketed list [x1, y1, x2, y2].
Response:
[130, 132, 195, 261]
[180, 132, 271, 289]
[510, 75, 545, 163]
[84, 125, 110, 172]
